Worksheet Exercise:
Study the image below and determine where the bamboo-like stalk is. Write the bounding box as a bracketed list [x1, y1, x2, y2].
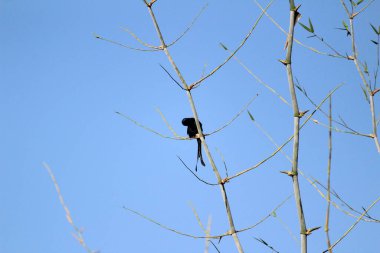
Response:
[285, 1, 307, 253]
[145, 3, 244, 252]
[324, 96, 333, 252]
[347, 10, 380, 153]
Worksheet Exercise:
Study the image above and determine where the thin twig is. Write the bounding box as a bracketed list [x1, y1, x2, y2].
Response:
[124, 195, 292, 239]
[355, 0, 376, 16]
[274, 212, 299, 244]
[251, 109, 379, 222]
[156, 108, 181, 138]
[324, 95, 333, 252]
[121, 27, 161, 49]
[285, 3, 307, 253]
[124, 206, 229, 239]
[236, 194, 293, 233]
[207, 95, 259, 136]
[166, 4, 208, 47]
[323, 196, 380, 253]
[253, 0, 340, 58]
[116, 111, 187, 140]
[216, 147, 229, 178]
[343, 1, 380, 152]
[227, 85, 342, 181]
[43, 163, 94, 253]
[159, 64, 186, 90]
[145, 2, 273, 252]
[220, 44, 289, 105]
[190, 0, 274, 89]
[94, 34, 160, 52]
[177, 156, 219, 186]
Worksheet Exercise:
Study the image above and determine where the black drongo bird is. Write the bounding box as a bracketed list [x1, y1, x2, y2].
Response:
[182, 117, 206, 169]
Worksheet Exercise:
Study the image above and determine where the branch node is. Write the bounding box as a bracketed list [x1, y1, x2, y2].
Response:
[280, 170, 297, 177]
[293, 4, 302, 12]
[221, 177, 230, 184]
[305, 226, 321, 236]
[298, 110, 309, 118]
[147, 0, 157, 7]
[278, 59, 290, 65]
[371, 88, 380, 96]
[347, 55, 355, 61]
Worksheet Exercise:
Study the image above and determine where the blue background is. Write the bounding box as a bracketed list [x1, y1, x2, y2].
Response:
[1, 0, 380, 252]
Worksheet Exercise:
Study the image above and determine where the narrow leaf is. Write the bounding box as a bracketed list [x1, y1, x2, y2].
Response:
[299, 22, 312, 33]
[370, 24, 380, 35]
[343, 20, 349, 31]
[360, 85, 370, 103]
[219, 42, 228, 50]
[371, 40, 379, 45]
[247, 110, 255, 121]
[356, 0, 364, 5]
[308, 18, 314, 33]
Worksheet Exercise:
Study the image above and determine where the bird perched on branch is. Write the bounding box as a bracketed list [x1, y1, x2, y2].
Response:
[182, 117, 206, 170]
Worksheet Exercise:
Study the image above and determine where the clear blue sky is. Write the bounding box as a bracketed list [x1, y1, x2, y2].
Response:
[1, 0, 380, 252]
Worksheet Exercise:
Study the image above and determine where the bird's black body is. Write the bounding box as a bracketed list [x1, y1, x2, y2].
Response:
[182, 118, 206, 168]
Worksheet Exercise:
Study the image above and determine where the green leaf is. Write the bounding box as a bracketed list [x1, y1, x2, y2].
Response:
[308, 18, 315, 33]
[299, 22, 312, 33]
[370, 24, 380, 35]
[343, 20, 349, 30]
[371, 40, 379, 45]
[360, 85, 370, 103]
[295, 83, 303, 92]
[270, 211, 277, 217]
[247, 110, 255, 121]
[342, 20, 351, 36]
[362, 61, 369, 74]
[219, 43, 228, 50]
[356, 0, 364, 5]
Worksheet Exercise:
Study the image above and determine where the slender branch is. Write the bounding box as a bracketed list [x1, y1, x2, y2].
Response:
[216, 147, 229, 178]
[156, 108, 181, 138]
[146, 3, 245, 251]
[123, 195, 291, 239]
[94, 34, 160, 52]
[298, 84, 373, 137]
[227, 85, 342, 181]
[323, 196, 380, 253]
[116, 111, 187, 140]
[159, 64, 186, 90]
[253, 0, 341, 58]
[43, 163, 94, 253]
[345, 4, 380, 152]
[324, 96, 333, 252]
[339, 0, 351, 16]
[274, 212, 299, 243]
[220, 44, 290, 105]
[123, 206, 229, 239]
[251, 112, 379, 223]
[117, 94, 257, 141]
[177, 156, 219, 186]
[121, 27, 161, 49]
[166, 4, 208, 47]
[355, 0, 375, 16]
[312, 119, 372, 137]
[188, 204, 222, 253]
[285, 2, 307, 253]
[207, 95, 259, 136]
[189, 0, 274, 89]
[236, 194, 293, 233]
